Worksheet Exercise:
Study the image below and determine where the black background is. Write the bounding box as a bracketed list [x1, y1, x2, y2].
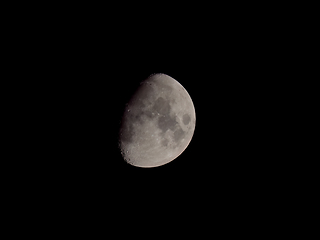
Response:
[46, 13, 285, 179]
[14, 3, 300, 233]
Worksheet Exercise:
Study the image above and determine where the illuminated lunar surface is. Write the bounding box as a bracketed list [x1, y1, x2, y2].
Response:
[118, 73, 196, 168]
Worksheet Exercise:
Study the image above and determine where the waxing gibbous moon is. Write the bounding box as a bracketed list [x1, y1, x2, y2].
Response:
[118, 73, 196, 168]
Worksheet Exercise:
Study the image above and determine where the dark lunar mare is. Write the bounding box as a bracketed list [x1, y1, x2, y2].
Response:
[152, 97, 180, 134]
[153, 96, 186, 145]
[161, 139, 169, 147]
[183, 113, 191, 125]
[158, 115, 177, 132]
[173, 128, 185, 142]
[153, 97, 170, 115]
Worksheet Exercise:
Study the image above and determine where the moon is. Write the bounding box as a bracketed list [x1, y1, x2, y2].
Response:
[118, 73, 196, 168]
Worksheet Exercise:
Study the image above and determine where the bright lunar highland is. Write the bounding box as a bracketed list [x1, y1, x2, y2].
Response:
[118, 73, 196, 168]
